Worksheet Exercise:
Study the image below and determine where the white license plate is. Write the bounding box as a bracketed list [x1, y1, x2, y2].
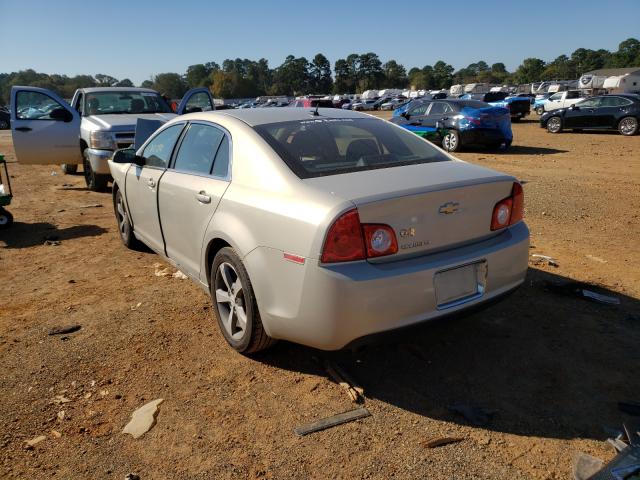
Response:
[434, 261, 487, 309]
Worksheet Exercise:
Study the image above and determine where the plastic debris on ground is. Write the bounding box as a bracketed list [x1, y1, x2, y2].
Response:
[544, 280, 621, 305]
[531, 253, 559, 267]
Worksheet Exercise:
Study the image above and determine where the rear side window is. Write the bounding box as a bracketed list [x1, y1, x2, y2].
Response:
[141, 124, 184, 168]
[173, 123, 224, 175]
[254, 117, 450, 179]
[211, 136, 230, 178]
[600, 96, 632, 107]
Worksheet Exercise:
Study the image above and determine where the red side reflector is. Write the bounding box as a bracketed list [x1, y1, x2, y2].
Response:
[283, 252, 305, 264]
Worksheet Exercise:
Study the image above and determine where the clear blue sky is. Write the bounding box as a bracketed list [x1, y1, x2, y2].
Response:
[1, 0, 638, 84]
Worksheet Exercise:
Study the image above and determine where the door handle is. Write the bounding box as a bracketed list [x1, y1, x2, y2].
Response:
[146, 178, 156, 188]
[15, 127, 32, 132]
[196, 191, 211, 204]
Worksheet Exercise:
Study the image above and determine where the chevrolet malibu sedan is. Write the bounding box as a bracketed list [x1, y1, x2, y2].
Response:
[109, 108, 529, 353]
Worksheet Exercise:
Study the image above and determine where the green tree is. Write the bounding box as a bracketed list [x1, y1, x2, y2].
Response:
[356, 52, 384, 91]
[513, 58, 546, 83]
[152, 73, 187, 98]
[382, 60, 407, 88]
[609, 38, 640, 67]
[270, 55, 310, 95]
[309, 54, 333, 93]
[115, 78, 134, 87]
[432, 60, 454, 88]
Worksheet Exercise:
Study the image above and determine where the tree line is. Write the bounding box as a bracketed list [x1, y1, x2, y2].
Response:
[1, 38, 638, 105]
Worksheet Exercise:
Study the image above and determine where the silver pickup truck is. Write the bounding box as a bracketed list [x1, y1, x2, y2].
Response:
[10, 86, 215, 190]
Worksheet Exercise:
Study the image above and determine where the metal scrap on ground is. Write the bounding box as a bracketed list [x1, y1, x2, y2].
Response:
[48, 325, 81, 335]
[422, 437, 464, 449]
[294, 407, 371, 437]
[544, 281, 621, 305]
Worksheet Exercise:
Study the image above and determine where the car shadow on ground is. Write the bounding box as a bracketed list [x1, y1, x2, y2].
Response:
[505, 145, 568, 155]
[0, 222, 107, 248]
[255, 267, 640, 441]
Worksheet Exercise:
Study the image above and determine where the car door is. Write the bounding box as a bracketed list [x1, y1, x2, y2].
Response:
[10, 86, 82, 165]
[592, 96, 631, 128]
[545, 92, 563, 112]
[158, 122, 231, 279]
[405, 101, 431, 125]
[126, 123, 185, 253]
[177, 88, 216, 115]
[420, 102, 453, 128]
[564, 97, 601, 128]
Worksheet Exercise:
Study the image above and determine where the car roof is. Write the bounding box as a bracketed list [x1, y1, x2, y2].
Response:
[79, 87, 159, 94]
[202, 107, 369, 126]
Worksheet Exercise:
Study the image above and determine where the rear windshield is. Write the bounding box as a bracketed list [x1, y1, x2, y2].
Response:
[254, 118, 450, 179]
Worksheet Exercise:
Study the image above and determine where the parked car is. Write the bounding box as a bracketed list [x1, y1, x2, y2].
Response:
[391, 99, 513, 151]
[0, 107, 10, 130]
[463, 92, 530, 121]
[540, 94, 640, 135]
[290, 98, 334, 108]
[543, 90, 583, 113]
[380, 97, 408, 111]
[9, 86, 215, 190]
[352, 99, 378, 111]
[533, 92, 555, 114]
[107, 108, 528, 353]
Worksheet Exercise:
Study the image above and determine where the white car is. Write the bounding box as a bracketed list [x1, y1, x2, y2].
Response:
[543, 90, 584, 113]
[108, 108, 529, 353]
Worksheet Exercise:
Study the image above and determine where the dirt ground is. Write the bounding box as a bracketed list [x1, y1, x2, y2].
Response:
[1, 115, 639, 480]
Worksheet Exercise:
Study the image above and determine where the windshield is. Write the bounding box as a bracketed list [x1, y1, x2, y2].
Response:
[254, 118, 450, 179]
[84, 91, 173, 116]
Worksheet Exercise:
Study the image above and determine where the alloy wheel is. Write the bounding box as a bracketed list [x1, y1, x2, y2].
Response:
[547, 117, 561, 133]
[619, 117, 638, 135]
[443, 132, 457, 151]
[215, 262, 248, 341]
[116, 193, 128, 238]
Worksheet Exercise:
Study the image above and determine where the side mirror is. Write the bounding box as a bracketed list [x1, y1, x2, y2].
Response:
[112, 148, 143, 166]
[50, 108, 73, 122]
[401, 112, 410, 119]
[569, 104, 578, 111]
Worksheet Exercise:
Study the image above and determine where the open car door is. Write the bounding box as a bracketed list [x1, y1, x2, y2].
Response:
[10, 86, 81, 165]
[176, 88, 216, 115]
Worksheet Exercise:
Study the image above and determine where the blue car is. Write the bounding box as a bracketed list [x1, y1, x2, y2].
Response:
[462, 92, 530, 121]
[390, 98, 513, 152]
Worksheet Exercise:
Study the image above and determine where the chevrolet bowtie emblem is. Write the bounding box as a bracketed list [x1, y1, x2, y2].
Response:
[439, 202, 460, 215]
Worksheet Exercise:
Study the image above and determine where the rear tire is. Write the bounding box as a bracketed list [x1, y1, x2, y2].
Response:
[0, 120, 9, 130]
[535, 106, 544, 115]
[211, 247, 275, 354]
[618, 116, 638, 136]
[442, 130, 461, 152]
[83, 150, 109, 191]
[61, 164, 78, 174]
[0, 208, 13, 229]
[546, 116, 563, 133]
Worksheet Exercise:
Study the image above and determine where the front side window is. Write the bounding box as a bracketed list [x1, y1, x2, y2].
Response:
[255, 117, 450, 179]
[15, 91, 68, 120]
[141, 124, 184, 168]
[184, 92, 214, 113]
[84, 91, 172, 116]
[549, 93, 562, 101]
[409, 102, 429, 116]
[173, 124, 224, 175]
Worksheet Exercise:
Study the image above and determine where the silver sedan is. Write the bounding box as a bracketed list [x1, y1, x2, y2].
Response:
[109, 108, 529, 353]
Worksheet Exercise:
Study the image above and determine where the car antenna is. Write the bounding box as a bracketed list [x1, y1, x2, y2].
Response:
[310, 101, 320, 116]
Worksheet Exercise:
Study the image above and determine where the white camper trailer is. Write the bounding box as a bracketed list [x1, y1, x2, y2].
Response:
[603, 72, 640, 94]
[361, 90, 379, 100]
[449, 84, 465, 96]
[378, 89, 402, 97]
[578, 74, 607, 91]
[464, 83, 491, 94]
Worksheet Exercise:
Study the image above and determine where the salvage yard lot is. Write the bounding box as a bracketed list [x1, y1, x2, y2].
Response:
[1, 118, 639, 479]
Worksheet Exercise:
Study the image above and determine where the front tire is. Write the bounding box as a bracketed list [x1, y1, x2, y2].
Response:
[61, 164, 78, 174]
[442, 130, 461, 152]
[618, 116, 639, 136]
[0, 208, 13, 229]
[211, 247, 274, 354]
[535, 106, 544, 115]
[546, 116, 563, 133]
[83, 150, 109, 191]
[113, 188, 140, 249]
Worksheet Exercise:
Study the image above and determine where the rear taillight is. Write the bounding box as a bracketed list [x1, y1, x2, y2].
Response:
[321, 209, 398, 263]
[491, 182, 524, 231]
[362, 224, 398, 258]
[464, 116, 482, 126]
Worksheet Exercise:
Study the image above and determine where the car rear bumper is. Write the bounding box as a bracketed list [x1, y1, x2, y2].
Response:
[85, 148, 113, 174]
[246, 221, 529, 350]
[460, 128, 508, 145]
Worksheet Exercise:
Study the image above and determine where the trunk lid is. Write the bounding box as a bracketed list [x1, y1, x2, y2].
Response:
[306, 161, 516, 260]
